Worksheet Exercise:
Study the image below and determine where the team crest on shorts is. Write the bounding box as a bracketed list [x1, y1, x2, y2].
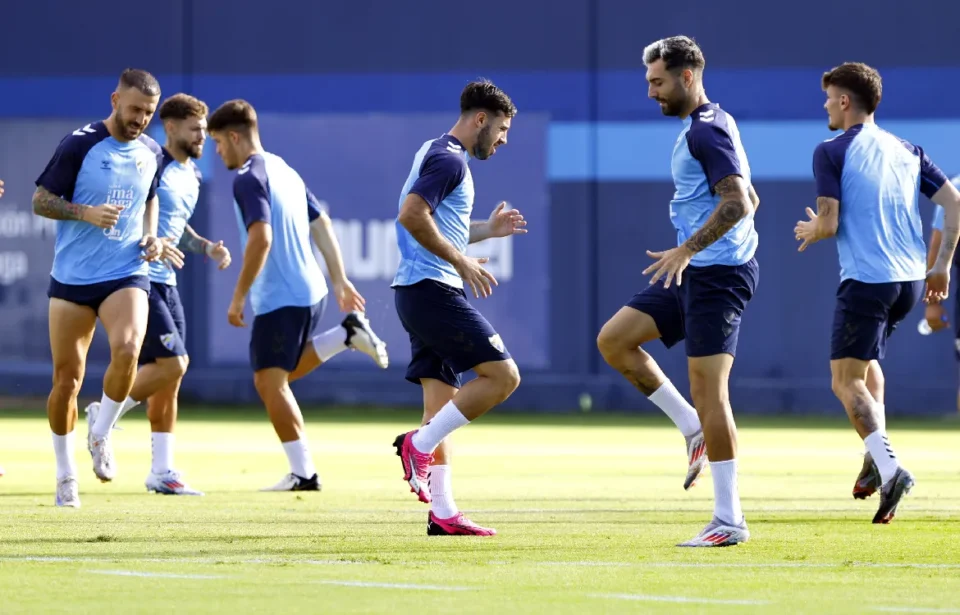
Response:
[488, 334, 505, 353]
[160, 332, 177, 351]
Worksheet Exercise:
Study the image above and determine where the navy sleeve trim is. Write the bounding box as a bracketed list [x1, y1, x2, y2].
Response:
[233, 157, 271, 229]
[408, 148, 466, 212]
[686, 121, 743, 194]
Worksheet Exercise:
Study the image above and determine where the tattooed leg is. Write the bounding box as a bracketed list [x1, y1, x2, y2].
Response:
[830, 357, 881, 438]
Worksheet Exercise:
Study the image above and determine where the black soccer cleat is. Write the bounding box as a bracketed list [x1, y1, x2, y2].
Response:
[259, 472, 321, 492]
[872, 467, 915, 524]
[853, 452, 881, 500]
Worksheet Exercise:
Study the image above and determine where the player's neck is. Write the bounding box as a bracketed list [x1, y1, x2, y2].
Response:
[238, 137, 265, 165]
[679, 91, 710, 120]
[842, 113, 874, 131]
[104, 114, 134, 143]
[447, 121, 475, 155]
[164, 142, 190, 164]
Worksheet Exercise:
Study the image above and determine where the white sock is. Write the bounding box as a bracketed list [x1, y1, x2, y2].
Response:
[864, 430, 899, 485]
[865, 404, 886, 452]
[429, 465, 458, 518]
[411, 402, 470, 454]
[710, 459, 744, 526]
[151, 432, 174, 475]
[648, 380, 702, 437]
[282, 439, 317, 479]
[92, 392, 125, 439]
[117, 396, 141, 422]
[52, 432, 77, 480]
[312, 326, 348, 362]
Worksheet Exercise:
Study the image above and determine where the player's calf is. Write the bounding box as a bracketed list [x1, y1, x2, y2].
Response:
[395, 360, 520, 503]
[254, 368, 320, 490]
[831, 359, 913, 520]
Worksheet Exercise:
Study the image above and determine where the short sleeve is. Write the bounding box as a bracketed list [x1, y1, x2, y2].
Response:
[932, 205, 945, 232]
[147, 152, 163, 202]
[813, 142, 842, 201]
[408, 152, 466, 212]
[686, 124, 743, 192]
[233, 170, 271, 229]
[35, 134, 85, 201]
[917, 146, 948, 199]
[305, 186, 327, 222]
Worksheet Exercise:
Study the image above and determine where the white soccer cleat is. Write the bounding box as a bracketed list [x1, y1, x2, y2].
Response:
[146, 470, 204, 496]
[84, 401, 100, 453]
[342, 312, 389, 369]
[259, 472, 321, 492]
[683, 430, 708, 490]
[55, 476, 80, 508]
[85, 401, 116, 482]
[678, 517, 750, 547]
[88, 436, 116, 483]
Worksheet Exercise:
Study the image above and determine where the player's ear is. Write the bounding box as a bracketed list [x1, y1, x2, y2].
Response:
[475, 111, 487, 127]
[110, 91, 119, 111]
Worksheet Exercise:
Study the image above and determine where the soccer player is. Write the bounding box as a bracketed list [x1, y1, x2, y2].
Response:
[391, 80, 525, 536]
[794, 62, 960, 523]
[921, 191, 960, 406]
[207, 99, 388, 491]
[596, 36, 760, 547]
[32, 69, 182, 507]
[83, 93, 231, 496]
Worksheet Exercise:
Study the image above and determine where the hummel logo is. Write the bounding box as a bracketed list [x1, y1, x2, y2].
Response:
[72, 124, 97, 137]
[699, 110, 716, 123]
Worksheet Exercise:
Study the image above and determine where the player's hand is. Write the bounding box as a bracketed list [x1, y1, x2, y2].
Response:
[925, 264, 951, 304]
[207, 240, 232, 270]
[455, 255, 498, 299]
[795, 207, 820, 252]
[643, 245, 694, 289]
[139, 234, 164, 262]
[228, 295, 246, 327]
[334, 279, 366, 313]
[0, 179, 5, 199]
[157, 237, 185, 269]
[925, 303, 949, 332]
[486, 201, 527, 239]
[82, 204, 123, 230]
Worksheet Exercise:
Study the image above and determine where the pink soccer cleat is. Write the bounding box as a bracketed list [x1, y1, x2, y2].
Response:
[427, 511, 497, 536]
[393, 431, 433, 503]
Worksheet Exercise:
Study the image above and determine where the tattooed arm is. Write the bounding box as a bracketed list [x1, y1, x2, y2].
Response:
[178, 224, 212, 254]
[32, 185, 89, 221]
[931, 182, 960, 273]
[682, 175, 753, 254]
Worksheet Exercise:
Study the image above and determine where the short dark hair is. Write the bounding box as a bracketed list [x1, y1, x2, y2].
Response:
[159, 93, 208, 121]
[821, 62, 882, 114]
[460, 80, 517, 118]
[642, 36, 706, 72]
[207, 99, 258, 133]
[118, 68, 160, 97]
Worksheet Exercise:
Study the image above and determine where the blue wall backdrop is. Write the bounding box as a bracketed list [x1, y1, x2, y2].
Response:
[1, 0, 959, 415]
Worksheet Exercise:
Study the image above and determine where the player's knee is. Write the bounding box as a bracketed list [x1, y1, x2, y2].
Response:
[480, 360, 521, 403]
[253, 370, 289, 400]
[51, 365, 83, 400]
[596, 325, 624, 364]
[169, 354, 189, 379]
[110, 339, 141, 366]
